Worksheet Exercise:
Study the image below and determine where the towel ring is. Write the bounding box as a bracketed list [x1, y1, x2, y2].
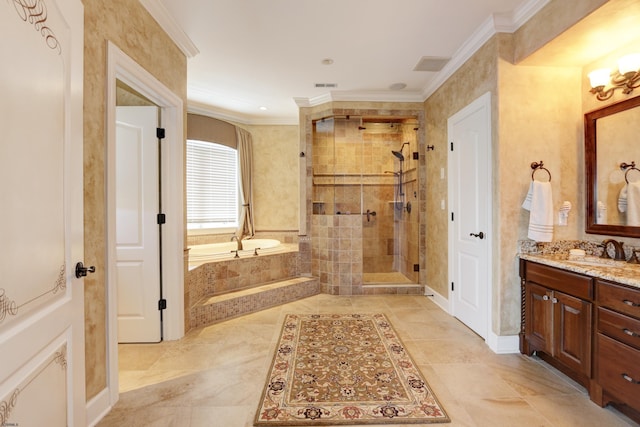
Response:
[621, 161, 640, 184]
[531, 161, 551, 182]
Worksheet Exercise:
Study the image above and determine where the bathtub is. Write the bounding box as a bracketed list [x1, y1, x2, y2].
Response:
[188, 238, 282, 264]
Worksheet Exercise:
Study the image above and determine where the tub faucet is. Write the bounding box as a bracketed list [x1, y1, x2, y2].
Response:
[600, 239, 625, 261]
[231, 235, 243, 250]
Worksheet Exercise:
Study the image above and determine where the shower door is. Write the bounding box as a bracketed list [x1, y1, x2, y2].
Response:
[361, 121, 419, 284]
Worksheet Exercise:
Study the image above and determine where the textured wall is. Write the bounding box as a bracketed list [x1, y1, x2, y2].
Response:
[424, 37, 499, 298]
[83, 0, 186, 400]
[497, 35, 582, 334]
[241, 124, 300, 232]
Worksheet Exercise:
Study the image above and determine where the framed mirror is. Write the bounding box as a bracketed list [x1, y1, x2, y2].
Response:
[585, 95, 640, 238]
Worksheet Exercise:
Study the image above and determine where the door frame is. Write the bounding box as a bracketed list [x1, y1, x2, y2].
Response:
[104, 42, 184, 408]
[447, 91, 493, 345]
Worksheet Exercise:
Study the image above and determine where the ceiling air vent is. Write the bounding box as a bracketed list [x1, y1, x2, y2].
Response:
[315, 83, 338, 88]
[413, 56, 450, 72]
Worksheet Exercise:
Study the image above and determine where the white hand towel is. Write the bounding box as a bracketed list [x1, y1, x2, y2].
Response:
[522, 182, 533, 210]
[522, 181, 553, 242]
[597, 201, 608, 224]
[627, 181, 640, 226]
[618, 185, 628, 212]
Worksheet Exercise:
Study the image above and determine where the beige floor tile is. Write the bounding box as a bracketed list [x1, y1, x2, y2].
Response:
[99, 294, 638, 427]
[526, 394, 637, 427]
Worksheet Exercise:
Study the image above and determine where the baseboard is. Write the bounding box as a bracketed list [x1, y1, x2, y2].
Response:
[86, 387, 112, 427]
[487, 332, 520, 354]
[423, 285, 450, 313]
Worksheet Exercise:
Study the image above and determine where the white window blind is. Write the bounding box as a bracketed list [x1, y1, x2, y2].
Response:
[186, 139, 238, 228]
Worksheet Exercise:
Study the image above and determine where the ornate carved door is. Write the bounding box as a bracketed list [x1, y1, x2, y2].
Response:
[0, 0, 86, 425]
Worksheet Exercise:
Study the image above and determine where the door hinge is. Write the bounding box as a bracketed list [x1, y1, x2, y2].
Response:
[451, 282, 454, 291]
[156, 127, 166, 139]
[158, 299, 167, 310]
[451, 212, 454, 221]
[157, 213, 166, 224]
[450, 142, 454, 151]
[413, 264, 419, 272]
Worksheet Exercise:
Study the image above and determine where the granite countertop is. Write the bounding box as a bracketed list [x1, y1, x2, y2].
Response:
[519, 253, 640, 289]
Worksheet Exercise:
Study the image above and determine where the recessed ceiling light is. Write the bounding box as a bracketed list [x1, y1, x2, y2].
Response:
[259, 106, 268, 111]
[321, 58, 334, 65]
[389, 82, 407, 91]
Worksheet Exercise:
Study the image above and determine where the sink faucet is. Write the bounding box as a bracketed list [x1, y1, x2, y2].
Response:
[601, 239, 625, 261]
[231, 235, 243, 250]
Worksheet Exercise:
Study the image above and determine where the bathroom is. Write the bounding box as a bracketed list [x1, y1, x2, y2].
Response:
[73, 0, 640, 420]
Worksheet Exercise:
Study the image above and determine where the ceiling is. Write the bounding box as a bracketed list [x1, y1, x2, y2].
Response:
[151, 0, 548, 124]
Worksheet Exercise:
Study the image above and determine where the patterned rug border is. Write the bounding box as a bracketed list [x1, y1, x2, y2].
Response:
[254, 313, 450, 426]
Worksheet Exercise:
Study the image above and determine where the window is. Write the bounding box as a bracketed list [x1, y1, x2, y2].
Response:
[186, 139, 239, 231]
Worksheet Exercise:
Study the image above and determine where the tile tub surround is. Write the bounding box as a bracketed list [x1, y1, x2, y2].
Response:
[187, 244, 316, 328]
[518, 240, 640, 289]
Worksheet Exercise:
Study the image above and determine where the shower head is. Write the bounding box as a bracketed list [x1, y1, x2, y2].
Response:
[391, 142, 410, 161]
[392, 150, 404, 161]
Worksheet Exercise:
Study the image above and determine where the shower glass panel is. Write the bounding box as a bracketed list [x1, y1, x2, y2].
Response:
[311, 116, 419, 287]
[361, 120, 419, 284]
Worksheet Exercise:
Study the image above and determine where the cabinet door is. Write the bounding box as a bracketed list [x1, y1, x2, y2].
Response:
[554, 292, 592, 377]
[525, 282, 552, 354]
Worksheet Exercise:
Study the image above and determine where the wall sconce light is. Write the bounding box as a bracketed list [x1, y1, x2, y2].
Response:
[589, 53, 640, 101]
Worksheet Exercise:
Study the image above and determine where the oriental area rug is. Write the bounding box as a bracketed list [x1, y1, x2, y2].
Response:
[254, 313, 450, 425]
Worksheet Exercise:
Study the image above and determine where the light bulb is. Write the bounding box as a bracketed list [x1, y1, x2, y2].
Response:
[588, 68, 611, 88]
[618, 53, 640, 75]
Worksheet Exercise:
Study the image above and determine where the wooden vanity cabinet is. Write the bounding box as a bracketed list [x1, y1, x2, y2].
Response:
[520, 260, 593, 387]
[593, 279, 640, 418]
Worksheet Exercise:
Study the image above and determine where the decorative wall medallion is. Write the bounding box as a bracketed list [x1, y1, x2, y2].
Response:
[10, 0, 61, 54]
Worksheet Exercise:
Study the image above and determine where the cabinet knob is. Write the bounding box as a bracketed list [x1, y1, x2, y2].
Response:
[623, 328, 639, 338]
[542, 295, 549, 301]
[622, 373, 640, 384]
[623, 299, 640, 307]
[551, 297, 558, 304]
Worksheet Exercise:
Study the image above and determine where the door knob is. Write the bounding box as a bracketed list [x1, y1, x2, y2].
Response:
[75, 262, 96, 278]
[469, 231, 484, 239]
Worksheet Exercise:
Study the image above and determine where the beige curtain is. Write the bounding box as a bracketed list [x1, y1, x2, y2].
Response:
[236, 127, 255, 238]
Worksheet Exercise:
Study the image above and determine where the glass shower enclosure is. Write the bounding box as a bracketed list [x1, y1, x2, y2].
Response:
[311, 115, 419, 292]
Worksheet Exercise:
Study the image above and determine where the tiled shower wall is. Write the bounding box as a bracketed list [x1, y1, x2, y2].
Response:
[311, 116, 420, 284]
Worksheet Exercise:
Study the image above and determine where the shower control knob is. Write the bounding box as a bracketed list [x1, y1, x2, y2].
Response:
[469, 231, 484, 239]
[75, 262, 96, 278]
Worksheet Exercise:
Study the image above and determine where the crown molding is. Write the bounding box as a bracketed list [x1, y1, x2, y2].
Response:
[421, 0, 550, 101]
[139, 0, 199, 58]
[188, 102, 299, 126]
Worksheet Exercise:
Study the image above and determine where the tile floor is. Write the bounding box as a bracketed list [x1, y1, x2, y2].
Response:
[98, 294, 638, 427]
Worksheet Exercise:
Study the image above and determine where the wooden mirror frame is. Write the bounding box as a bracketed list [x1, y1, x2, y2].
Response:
[585, 95, 640, 238]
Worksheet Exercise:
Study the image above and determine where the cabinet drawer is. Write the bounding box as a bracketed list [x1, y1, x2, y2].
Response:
[597, 333, 640, 408]
[526, 262, 593, 300]
[598, 307, 640, 350]
[597, 280, 640, 320]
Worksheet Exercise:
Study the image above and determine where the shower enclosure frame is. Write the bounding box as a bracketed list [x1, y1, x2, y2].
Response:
[302, 105, 426, 295]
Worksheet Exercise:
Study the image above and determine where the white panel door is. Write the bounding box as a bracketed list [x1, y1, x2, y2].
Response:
[116, 106, 161, 343]
[448, 92, 491, 339]
[0, 0, 85, 425]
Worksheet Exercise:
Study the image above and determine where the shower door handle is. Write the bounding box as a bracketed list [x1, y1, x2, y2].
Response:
[469, 231, 484, 239]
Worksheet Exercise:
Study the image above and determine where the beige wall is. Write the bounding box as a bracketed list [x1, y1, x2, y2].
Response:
[424, 0, 640, 337]
[83, 0, 187, 400]
[244, 124, 300, 232]
[424, 37, 499, 298]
